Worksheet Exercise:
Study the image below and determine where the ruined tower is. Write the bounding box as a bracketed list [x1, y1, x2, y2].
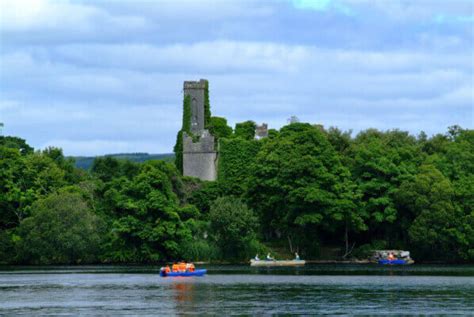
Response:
[182, 79, 217, 181]
[184, 80, 206, 134]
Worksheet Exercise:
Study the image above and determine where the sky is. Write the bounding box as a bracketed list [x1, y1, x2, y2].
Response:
[0, 0, 473, 156]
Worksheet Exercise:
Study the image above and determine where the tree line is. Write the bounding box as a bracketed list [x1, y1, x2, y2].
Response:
[0, 123, 472, 265]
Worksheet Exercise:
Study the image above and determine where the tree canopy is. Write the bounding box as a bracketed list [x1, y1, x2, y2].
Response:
[0, 124, 472, 264]
[15, 191, 104, 264]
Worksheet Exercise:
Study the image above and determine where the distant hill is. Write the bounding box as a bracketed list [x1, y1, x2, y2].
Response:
[71, 153, 175, 170]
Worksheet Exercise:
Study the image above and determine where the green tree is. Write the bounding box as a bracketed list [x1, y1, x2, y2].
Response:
[453, 175, 474, 216]
[348, 129, 420, 245]
[183, 178, 222, 214]
[23, 152, 67, 201]
[404, 165, 467, 261]
[420, 133, 449, 155]
[208, 116, 233, 140]
[325, 127, 352, 155]
[0, 229, 15, 264]
[42, 147, 84, 183]
[452, 175, 474, 261]
[100, 161, 196, 262]
[0, 136, 34, 155]
[0, 147, 26, 229]
[234, 120, 256, 140]
[218, 137, 261, 195]
[0, 148, 67, 227]
[91, 156, 139, 182]
[440, 128, 474, 180]
[247, 123, 364, 256]
[15, 192, 104, 264]
[209, 196, 258, 260]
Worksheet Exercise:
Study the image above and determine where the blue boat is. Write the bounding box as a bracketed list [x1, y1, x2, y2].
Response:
[372, 250, 414, 265]
[160, 269, 207, 277]
[378, 259, 410, 265]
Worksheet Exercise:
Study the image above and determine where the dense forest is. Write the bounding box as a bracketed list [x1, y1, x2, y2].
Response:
[0, 122, 473, 265]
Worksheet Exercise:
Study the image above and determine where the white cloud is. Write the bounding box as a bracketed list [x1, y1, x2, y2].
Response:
[90, 0, 274, 21]
[0, 0, 148, 33]
[2, 40, 471, 136]
[48, 41, 310, 74]
[1, 1, 472, 155]
[438, 85, 474, 106]
[3, 41, 468, 89]
[291, 0, 355, 16]
[0, 100, 19, 111]
[0, 0, 100, 31]
[343, 0, 474, 22]
[45, 41, 471, 75]
[292, 0, 332, 11]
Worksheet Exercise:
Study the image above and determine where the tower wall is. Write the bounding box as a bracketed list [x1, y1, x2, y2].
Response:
[183, 130, 217, 181]
[181, 79, 217, 181]
[184, 80, 206, 134]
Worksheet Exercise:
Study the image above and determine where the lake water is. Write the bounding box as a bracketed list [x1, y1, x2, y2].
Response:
[1, 265, 473, 315]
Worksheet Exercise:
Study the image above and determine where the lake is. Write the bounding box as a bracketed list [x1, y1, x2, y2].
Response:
[1, 264, 473, 315]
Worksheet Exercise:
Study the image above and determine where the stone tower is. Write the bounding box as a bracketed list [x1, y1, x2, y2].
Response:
[184, 80, 206, 134]
[182, 79, 217, 181]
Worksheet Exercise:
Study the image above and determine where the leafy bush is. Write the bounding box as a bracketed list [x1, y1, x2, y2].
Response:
[234, 120, 256, 140]
[0, 230, 15, 264]
[15, 192, 104, 264]
[209, 196, 259, 260]
[180, 239, 220, 262]
[218, 138, 260, 195]
[100, 161, 195, 262]
[208, 116, 232, 140]
[352, 240, 388, 259]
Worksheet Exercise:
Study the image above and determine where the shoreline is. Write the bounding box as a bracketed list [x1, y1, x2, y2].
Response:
[2, 260, 472, 267]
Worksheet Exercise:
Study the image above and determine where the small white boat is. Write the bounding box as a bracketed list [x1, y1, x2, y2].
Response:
[250, 259, 306, 267]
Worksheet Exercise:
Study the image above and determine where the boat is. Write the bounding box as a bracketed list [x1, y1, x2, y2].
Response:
[378, 259, 411, 265]
[370, 250, 415, 265]
[250, 259, 306, 267]
[160, 268, 207, 277]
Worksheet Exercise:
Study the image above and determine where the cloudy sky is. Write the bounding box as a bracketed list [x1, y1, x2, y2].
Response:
[0, 0, 473, 155]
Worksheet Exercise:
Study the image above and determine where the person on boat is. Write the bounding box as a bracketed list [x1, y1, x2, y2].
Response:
[178, 261, 187, 272]
[164, 265, 171, 274]
[255, 254, 260, 261]
[387, 252, 396, 261]
[172, 262, 179, 272]
[189, 263, 195, 272]
[295, 252, 300, 260]
[266, 253, 274, 261]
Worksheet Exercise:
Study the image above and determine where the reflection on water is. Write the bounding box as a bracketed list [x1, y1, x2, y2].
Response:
[1, 265, 474, 315]
[171, 279, 194, 303]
